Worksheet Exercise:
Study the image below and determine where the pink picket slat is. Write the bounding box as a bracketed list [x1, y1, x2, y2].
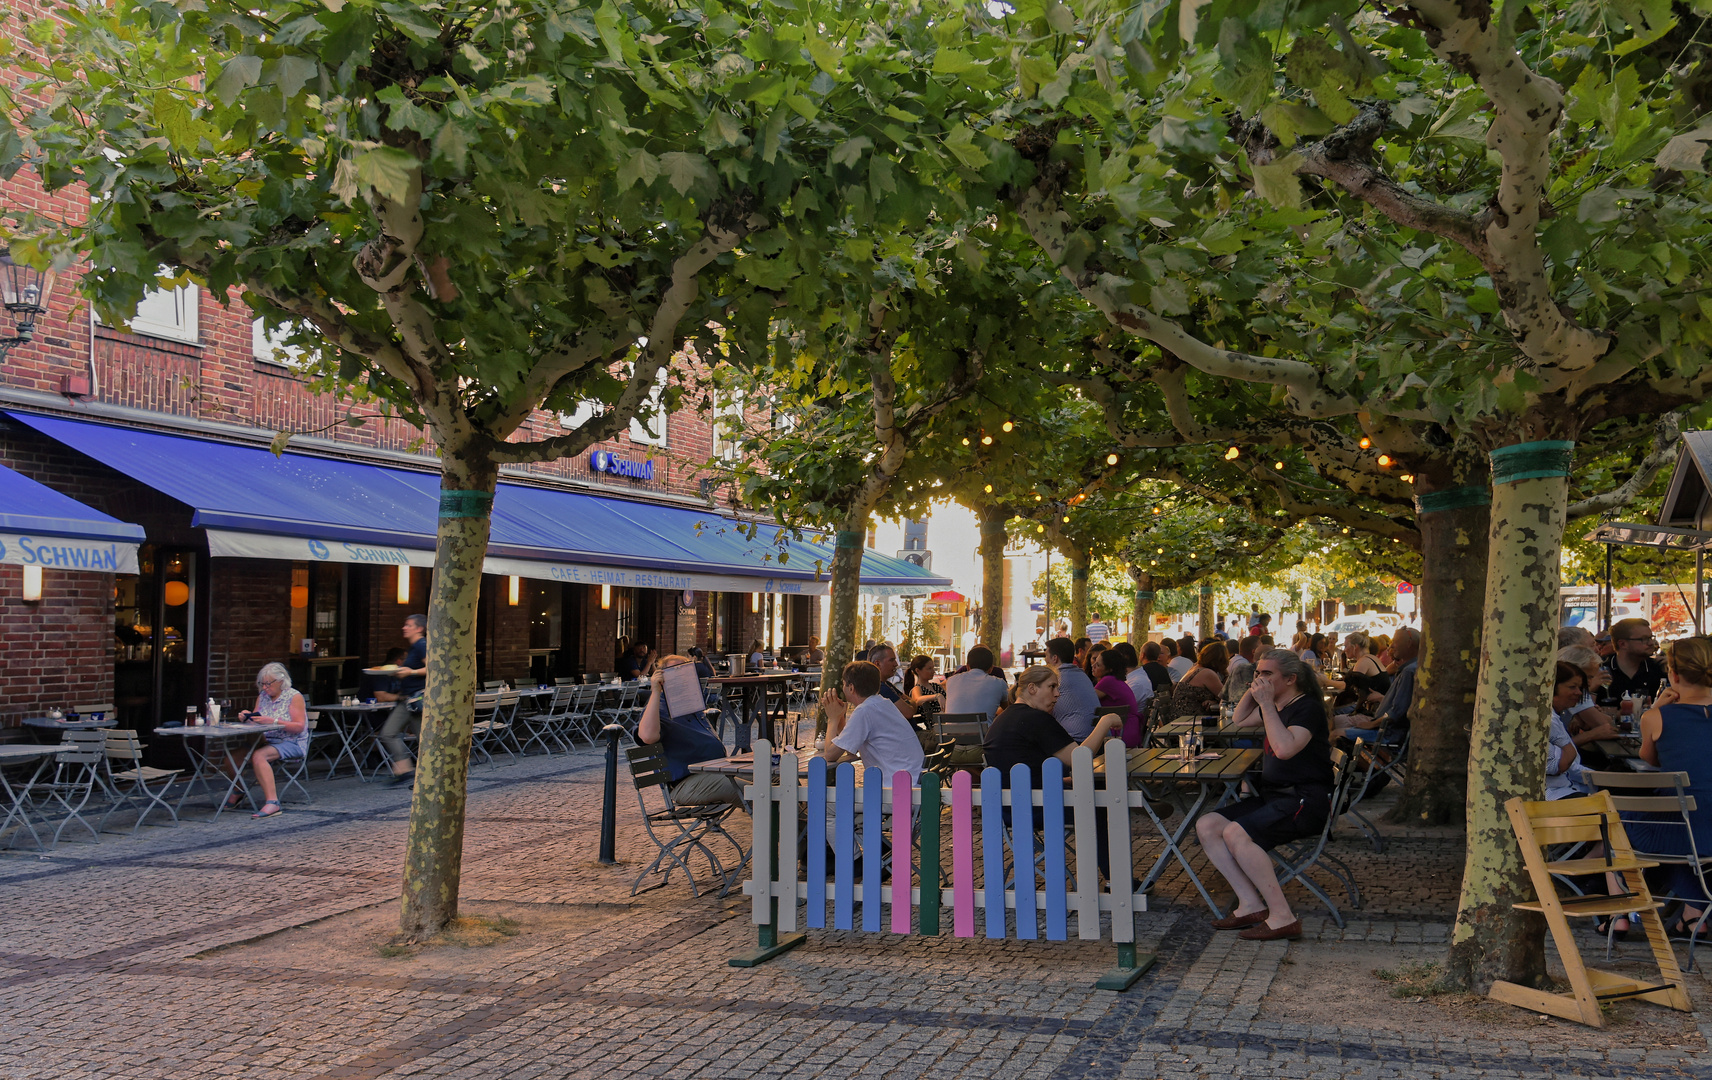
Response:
[952, 769, 974, 937]
[891, 770, 912, 934]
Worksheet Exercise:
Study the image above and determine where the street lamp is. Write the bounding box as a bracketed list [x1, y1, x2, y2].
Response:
[0, 251, 56, 361]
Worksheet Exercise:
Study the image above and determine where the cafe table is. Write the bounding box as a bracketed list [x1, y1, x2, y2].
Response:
[152, 722, 280, 817]
[0, 743, 63, 850]
[310, 701, 395, 780]
[1150, 718, 1253, 747]
[706, 673, 801, 753]
[1096, 744, 1262, 918]
[22, 715, 120, 741]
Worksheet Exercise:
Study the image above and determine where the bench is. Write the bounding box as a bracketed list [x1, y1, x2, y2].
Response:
[731, 739, 1159, 990]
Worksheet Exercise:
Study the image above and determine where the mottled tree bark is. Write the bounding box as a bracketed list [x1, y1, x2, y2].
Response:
[1389, 462, 1490, 827]
[819, 512, 867, 735]
[978, 506, 1006, 652]
[397, 448, 497, 940]
[1196, 585, 1214, 642]
[1067, 546, 1088, 639]
[1129, 567, 1154, 644]
[1446, 440, 1570, 992]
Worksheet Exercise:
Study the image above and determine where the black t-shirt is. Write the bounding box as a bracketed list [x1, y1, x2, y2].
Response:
[1142, 662, 1173, 693]
[618, 652, 647, 680]
[399, 638, 427, 695]
[1260, 693, 1334, 789]
[1602, 654, 1667, 703]
[878, 682, 902, 703]
[983, 703, 1074, 789]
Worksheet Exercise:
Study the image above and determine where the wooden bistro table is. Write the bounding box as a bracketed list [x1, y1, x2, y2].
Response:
[707, 673, 800, 753]
[1149, 718, 1253, 748]
[1098, 744, 1262, 917]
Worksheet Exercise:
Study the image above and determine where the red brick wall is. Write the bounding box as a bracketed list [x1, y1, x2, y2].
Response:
[207, 559, 293, 702]
[0, 562, 114, 726]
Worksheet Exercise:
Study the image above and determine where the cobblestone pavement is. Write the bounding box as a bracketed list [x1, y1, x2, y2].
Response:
[2, 744, 1708, 1079]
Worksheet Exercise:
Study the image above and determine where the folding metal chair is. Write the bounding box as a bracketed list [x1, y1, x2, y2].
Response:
[276, 721, 318, 804]
[625, 743, 740, 897]
[1342, 728, 1410, 853]
[99, 730, 181, 834]
[37, 730, 110, 847]
[516, 685, 572, 755]
[1586, 770, 1712, 970]
[1269, 747, 1363, 928]
[469, 691, 514, 767]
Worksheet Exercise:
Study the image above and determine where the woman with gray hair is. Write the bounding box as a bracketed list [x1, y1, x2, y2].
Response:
[1194, 649, 1335, 941]
[232, 661, 309, 818]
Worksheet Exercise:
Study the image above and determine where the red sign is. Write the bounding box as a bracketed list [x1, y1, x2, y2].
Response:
[1396, 582, 1415, 594]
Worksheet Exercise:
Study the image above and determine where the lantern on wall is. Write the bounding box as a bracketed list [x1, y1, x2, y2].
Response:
[21, 565, 42, 603]
[289, 585, 309, 608]
[163, 580, 190, 607]
[508, 575, 521, 606]
[600, 583, 611, 610]
[396, 565, 411, 605]
[0, 250, 57, 362]
[751, 591, 761, 613]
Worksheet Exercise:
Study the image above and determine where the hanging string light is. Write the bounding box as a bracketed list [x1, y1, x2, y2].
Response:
[1106, 453, 1119, 466]
[1002, 421, 1014, 432]
[1359, 437, 1372, 449]
[1225, 446, 1240, 460]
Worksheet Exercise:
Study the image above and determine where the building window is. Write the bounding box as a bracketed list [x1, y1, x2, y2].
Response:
[628, 366, 668, 447]
[105, 281, 200, 343]
[614, 586, 635, 648]
[713, 392, 745, 461]
[252, 318, 311, 367]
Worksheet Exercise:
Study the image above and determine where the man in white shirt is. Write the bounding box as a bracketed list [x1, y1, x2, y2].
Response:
[1164, 638, 1194, 682]
[819, 660, 925, 785]
[944, 646, 1008, 722]
[1086, 614, 1111, 644]
[1116, 642, 1154, 711]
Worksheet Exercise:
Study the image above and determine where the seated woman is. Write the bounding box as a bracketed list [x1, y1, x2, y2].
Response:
[983, 665, 1125, 883]
[1169, 641, 1227, 721]
[231, 662, 309, 819]
[902, 654, 945, 725]
[1196, 650, 1335, 940]
[636, 654, 744, 808]
[1546, 662, 1590, 801]
[1330, 633, 1388, 712]
[1091, 648, 1142, 746]
[1619, 635, 1712, 940]
[747, 639, 766, 670]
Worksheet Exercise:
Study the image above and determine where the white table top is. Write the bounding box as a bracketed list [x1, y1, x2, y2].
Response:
[22, 716, 118, 730]
[152, 722, 276, 737]
[0, 743, 62, 760]
[312, 702, 394, 712]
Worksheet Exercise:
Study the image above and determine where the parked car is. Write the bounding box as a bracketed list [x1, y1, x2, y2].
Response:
[1328, 613, 1404, 638]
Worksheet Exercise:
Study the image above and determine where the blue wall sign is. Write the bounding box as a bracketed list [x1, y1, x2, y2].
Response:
[589, 450, 655, 481]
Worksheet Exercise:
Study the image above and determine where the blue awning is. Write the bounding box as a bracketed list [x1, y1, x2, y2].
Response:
[0, 458, 144, 573]
[8, 412, 951, 591]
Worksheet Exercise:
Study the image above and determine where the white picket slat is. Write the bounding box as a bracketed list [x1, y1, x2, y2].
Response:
[1069, 747, 1101, 939]
[750, 739, 774, 924]
[1103, 740, 1135, 941]
[777, 751, 799, 932]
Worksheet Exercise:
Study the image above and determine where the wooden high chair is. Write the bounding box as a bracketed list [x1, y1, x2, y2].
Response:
[1493, 793, 1692, 1027]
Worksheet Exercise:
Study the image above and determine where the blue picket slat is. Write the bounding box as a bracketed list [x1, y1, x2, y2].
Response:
[863, 771, 884, 931]
[834, 763, 856, 930]
[1042, 756, 1068, 941]
[981, 766, 1006, 940]
[807, 757, 828, 929]
[1010, 763, 1037, 939]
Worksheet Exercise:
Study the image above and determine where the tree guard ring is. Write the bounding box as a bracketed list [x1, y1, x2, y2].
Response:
[438, 490, 494, 518]
[1134, 590, 1155, 601]
[1488, 440, 1575, 485]
[1414, 485, 1493, 514]
[834, 530, 865, 549]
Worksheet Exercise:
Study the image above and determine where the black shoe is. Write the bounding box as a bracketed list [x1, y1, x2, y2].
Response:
[1594, 917, 1629, 941]
[390, 770, 416, 787]
[1665, 918, 1705, 941]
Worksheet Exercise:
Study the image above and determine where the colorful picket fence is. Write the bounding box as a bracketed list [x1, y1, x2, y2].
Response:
[731, 739, 1157, 990]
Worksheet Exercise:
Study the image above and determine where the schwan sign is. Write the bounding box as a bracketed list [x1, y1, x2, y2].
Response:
[0, 533, 140, 574]
[589, 450, 655, 481]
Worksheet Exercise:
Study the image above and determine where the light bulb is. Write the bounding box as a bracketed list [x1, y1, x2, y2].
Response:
[1037, 524, 1045, 533]
[1225, 446, 1239, 460]
[1274, 461, 1284, 470]
[1106, 453, 1119, 466]
[984, 484, 993, 493]
[961, 437, 970, 446]
[1241, 540, 1249, 547]
[1152, 506, 1161, 515]
[1002, 421, 1014, 432]
[1377, 455, 1392, 467]
[1061, 515, 1070, 523]
[1359, 437, 1371, 449]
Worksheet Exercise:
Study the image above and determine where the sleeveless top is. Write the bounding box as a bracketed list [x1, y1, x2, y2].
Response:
[258, 687, 309, 754]
[1654, 702, 1712, 838]
[1169, 677, 1222, 721]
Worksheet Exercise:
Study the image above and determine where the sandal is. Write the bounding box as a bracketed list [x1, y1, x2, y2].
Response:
[1594, 917, 1629, 941]
[251, 799, 283, 819]
[1665, 919, 1704, 941]
[223, 791, 245, 810]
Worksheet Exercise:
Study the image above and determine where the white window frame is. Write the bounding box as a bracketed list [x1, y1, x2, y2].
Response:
[559, 399, 601, 430]
[628, 365, 669, 447]
[251, 318, 312, 367]
[713, 391, 746, 461]
[103, 279, 200, 344]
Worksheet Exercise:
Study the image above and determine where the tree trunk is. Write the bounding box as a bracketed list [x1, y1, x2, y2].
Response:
[397, 447, 498, 940]
[1445, 437, 1574, 992]
[978, 506, 1006, 653]
[819, 513, 867, 735]
[1197, 584, 1214, 641]
[1389, 465, 1490, 827]
[1130, 567, 1153, 645]
[1067, 548, 1088, 639]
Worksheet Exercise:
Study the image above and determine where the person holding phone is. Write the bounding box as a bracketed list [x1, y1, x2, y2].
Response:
[1196, 649, 1335, 940]
[228, 662, 307, 818]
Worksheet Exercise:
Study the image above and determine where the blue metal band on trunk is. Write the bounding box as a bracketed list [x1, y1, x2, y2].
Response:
[835, 530, 865, 549]
[1134, 590, 1155, 601]
[1414, 485, 1493, 514]
[1489, 440, 1574, 485]
[438, 489, 493, 519]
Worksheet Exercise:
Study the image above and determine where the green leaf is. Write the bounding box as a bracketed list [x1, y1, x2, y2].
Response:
[932, 49, 979, 75]
[702, 112, 748, 150]
[760, 108, 788, 164]
[806, 36, 844, 76]
[831, 136, 873, 167]
[432, 122, 471, 171]
[269, 430, 292, 457]
[269, 56, 319, 99]
[943, 125, 989, 169]
[658, 151, 714, 195]
[210, 54, 262, 106]
[1251, 151, 1303, 210]
[593, 2, 626, 64]
[617, 147, 660, 190]
[1656, 122, 1712, 173]
[1425, 91, 1489, 144]
[353, 146, 421, 203]
[152, 91, 200, 151]
[1259, 101, 1333, 147]
[1577, 186, 1623, 223]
